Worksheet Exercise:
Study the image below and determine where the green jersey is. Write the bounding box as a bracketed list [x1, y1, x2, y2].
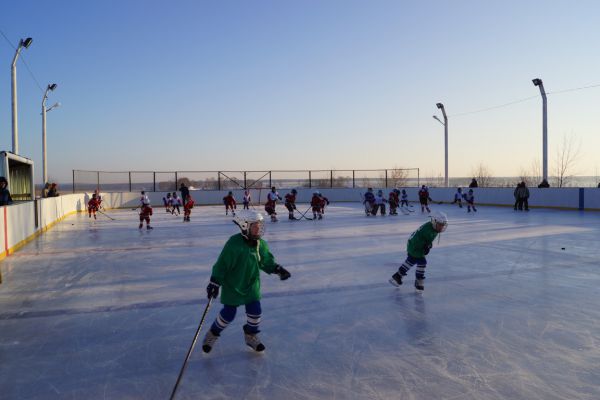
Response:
[211, 233, 278, 306]
[407, 221, 438, 258]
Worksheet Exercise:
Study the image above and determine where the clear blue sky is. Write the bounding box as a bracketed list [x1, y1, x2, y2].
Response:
[1, 0, 600, 183]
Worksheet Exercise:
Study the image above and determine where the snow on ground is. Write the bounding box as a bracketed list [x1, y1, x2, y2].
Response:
[0, 203, 599, 399]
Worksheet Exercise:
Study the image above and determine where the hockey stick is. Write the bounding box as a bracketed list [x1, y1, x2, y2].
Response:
[169, 298, 214, 400]
[97, 209, 116, 221]
[295, 205, 313, 220]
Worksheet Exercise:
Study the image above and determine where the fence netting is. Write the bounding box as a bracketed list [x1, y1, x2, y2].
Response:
[72, 169, 419, 192]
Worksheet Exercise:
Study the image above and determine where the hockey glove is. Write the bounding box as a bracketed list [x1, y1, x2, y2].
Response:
[423, 243, 432, 255]
[274, 264, 291, 281]
[206, 278, 220, 299]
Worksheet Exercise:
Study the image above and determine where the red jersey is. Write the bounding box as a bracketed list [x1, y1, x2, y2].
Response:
[285, 193, 296, 204]
[88, 198, 100, 211]
[389, 192, 399, 203]
[310, 195, 321, 207]
[223, 195, 236, 207]
[184, 198, 195, 210]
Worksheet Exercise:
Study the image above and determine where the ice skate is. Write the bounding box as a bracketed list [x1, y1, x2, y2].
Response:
[202, 329, 220, 353]
[146, 225, 153, 230]
[414, 279, 424, 291]
[138, 223, 143, 229]
[389, 272, 404, 287]
[244, 332, 265, 352]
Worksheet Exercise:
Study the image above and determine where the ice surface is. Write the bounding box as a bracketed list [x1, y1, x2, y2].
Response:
[1, 204, 599, 399]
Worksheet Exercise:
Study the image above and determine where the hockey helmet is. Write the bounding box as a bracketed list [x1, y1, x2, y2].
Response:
[367, 187, 373, 192]
[377, 189, 383, 195]
[313, 190, 320, 196]
[430, 211, 448, 232]
[457, 187, 462, 192]
[233, 210, 265, 240]
[291, 189, 297, 194]
[228, 191, 233, 195]
[468, 189, 473, 194]
[393, 188, 400, 194]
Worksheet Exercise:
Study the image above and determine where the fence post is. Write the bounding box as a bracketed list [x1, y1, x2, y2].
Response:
[175, 172, 178, 191]
[72, 170, 75, 193]
[153, 172, 156, 192]
[330, 170, 333, 188]
[129, 172, 132, 192]
[385, 170, 388, 188]
[218, 172, 221, 191]
[269, 171, 272, 188]
[352, 170, 355, 188]
[97, 171, 100, 190]
[309, 171, 312, 188]
[244, 171, 247, 189]
[417, 168, 420, 187]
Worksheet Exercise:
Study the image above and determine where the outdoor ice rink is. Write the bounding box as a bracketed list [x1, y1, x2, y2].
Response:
[1, 202, 599, 400]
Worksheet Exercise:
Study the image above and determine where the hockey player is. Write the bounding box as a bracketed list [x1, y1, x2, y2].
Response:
[163, 193, 171, 213]
[451, 187, 463, 208]
[400, 189, 409, 208]
[388, 189, 400, 215]
[418, 185, 433, 213]
[139, 191, 153, 230]
[88, 193, 100, 219]
[223, 191, 237, 216]
[202, 210, 291, 353]
[311, 191, 323, 220]
[284, 189, 298, 220]
[183, 194, 195, 222]
[243, 190, 251, 210]
[389, 211, 448, 291]
[172, 192, 182, 215]
[318, 193, 330, 215]
[363, 188, 376, 216]
[372, 190, 387, 216]
[464, 189, 477, 212]
[265, 187, 282, 222]
[93, 189, 103, 210]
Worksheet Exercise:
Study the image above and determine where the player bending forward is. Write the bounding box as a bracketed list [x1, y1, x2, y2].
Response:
[464, 189, 477, 212]
[88, 193, 100, 219]
[389, 211, 448, 291]
[202, 210, 291, 353]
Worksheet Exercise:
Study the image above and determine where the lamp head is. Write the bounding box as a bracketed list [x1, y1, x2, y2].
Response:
[48, 83, 57, 91]
[436, 103, 444, 110]
[532, 78, 542, 86]
[21, 37, 33, 48]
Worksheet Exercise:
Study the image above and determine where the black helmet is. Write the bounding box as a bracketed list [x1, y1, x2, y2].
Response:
[0, 176, 7, 184]
[291, 189, 297, 194]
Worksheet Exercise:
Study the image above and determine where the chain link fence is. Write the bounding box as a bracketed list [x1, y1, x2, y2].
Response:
[72, 169, 420, 193]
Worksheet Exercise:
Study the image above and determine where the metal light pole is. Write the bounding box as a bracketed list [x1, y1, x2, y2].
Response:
[532, 78, 548, 183]
[42, 84, 58, 185]
[11, 37, 33, 155]
[433, 103, 449, 187]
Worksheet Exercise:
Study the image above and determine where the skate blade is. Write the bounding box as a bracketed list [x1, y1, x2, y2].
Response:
[388, 278, 401, 287]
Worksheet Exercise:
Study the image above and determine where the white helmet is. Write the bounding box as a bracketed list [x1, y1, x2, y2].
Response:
[430, 211, 448, 232]
[313, 191, 320, 195]
[233, 210, 265, 240]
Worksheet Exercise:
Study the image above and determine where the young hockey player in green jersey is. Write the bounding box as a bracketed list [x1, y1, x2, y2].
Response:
[389, 211, 448, 291]
[202, 210, 291, 353]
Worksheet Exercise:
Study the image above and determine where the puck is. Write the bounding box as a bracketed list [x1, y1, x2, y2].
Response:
[561, 247, 565, 250]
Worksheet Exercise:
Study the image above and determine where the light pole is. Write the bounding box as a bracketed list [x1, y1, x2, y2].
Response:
[532, 78, 548, 184]
[42, 84, 59, 185]
[433, 103, 449, 187]
[11, 37, 33, 155]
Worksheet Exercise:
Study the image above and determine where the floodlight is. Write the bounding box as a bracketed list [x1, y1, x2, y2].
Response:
[21, 38, 33, 48]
